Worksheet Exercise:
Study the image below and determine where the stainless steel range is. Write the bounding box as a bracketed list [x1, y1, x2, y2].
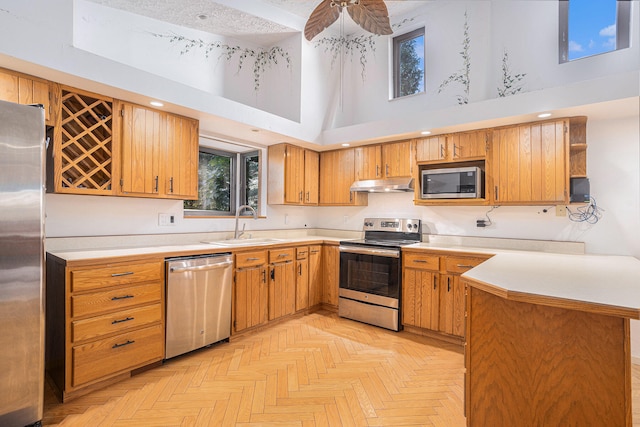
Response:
[338, 218, 422, 331]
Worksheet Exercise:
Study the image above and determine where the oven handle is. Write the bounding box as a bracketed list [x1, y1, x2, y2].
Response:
[339, 245, 400, 258]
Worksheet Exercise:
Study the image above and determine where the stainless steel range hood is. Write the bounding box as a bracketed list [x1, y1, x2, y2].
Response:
[349, 177, 414, 193]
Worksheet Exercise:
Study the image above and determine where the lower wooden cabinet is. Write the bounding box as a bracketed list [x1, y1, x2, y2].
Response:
[269, 248, 296, 320]
[233, 250, 268, 333]
[308, 245, 322, 308]
[321, 244, 340, 307]
[45, 255, 165, 401]
[402, 250, 490, 339]
[295, 247, 309, 311]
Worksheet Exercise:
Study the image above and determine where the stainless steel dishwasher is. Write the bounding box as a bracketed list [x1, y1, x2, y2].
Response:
[165, 253, 233, 359]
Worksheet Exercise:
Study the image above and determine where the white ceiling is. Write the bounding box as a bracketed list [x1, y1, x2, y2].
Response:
[86, 0, 431, 45]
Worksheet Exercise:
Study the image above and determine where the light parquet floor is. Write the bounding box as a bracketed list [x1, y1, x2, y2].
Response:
[43, 311, 640, 427]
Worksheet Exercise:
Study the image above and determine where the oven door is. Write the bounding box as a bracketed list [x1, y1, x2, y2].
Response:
[338, 245, 400, 304]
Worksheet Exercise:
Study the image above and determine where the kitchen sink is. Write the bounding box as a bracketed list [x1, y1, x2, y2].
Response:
[203, 238, 286, 247]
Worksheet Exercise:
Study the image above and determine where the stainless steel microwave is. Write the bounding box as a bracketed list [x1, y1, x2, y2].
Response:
[421, 166, 483, 199]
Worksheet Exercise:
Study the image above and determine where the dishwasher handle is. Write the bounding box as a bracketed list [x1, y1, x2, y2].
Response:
[169, 260, 233, 273]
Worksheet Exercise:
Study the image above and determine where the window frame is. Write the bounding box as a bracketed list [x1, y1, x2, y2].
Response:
[559, 0, 631, 63]
[392, 27, 426, 99]
[239, 150, 260, 213]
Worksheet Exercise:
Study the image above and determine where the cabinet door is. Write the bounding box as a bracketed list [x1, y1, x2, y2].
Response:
[119, 102, 163, 196]
[415, 136, 447, 162]
[321, 245, 339, 307]
[319, 149, 367, 205]
[303, 150, 319, 205]
[269, 261, 296, 320]
[383, 140, 413, 177]
[234, 266, 268, 332]
[308, 245, 322, 307]
[438, 275, 466, 337]
[492, 121, 567, 204]
[296, 258, 309, 311]
[403, 268, 439, 329]
[0, 69, 51, 123]
[355, 145, 382, 180]
[449, 131, 488, 161]
[285, 145, 305, 204]
[164, 114, 199, 199]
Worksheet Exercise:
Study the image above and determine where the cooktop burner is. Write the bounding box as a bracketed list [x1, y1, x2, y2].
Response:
[340, 218, 422, 248]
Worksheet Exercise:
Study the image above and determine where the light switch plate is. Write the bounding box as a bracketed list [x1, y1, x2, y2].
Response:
[159, 213, 175, 226]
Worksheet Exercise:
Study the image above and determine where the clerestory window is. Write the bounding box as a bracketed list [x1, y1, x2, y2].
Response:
[559, 0, 631, 62]
[392, 27, 425, 98]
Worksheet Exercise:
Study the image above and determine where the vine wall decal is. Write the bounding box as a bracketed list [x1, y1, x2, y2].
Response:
[437, 11, 471, 105]
[497, 49, 527, 97]
[153, 32, 290, 91]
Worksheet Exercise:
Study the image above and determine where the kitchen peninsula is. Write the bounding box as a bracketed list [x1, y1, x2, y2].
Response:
[461, 252, 640, 427]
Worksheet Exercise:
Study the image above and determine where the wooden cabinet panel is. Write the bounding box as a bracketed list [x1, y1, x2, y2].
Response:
[355, 145, 382, 180]
[268, 144, 319, 205]
[321, 245, 339, 307]
[70, 261, 163, 293]
[70, 282, 162, 318]
[491, 120, 567, 204]
[382, 140, 413, 178]
[308, 245, 322, 308]
[0, 68, 52, 123]
[234, 265, 268, 332]
[415, 135, 447, 162]
[71, 303, 162, 343]
[319, 149, 367, 206]
[402, 268, 439, 330]
[296, 257, 309, 311]
[118, 101, 163, 196]
[269, 248, 295, 263]
[268, 260, 295, 320]
[71, 323, 164, 387]
[164, 113, 198, 199]
[449, 131, 488, 161]
[403, 252, 440, 272]
[438, 274, 466, 336]
[236, 250, 268, 268]
[304, 150, 319, 205]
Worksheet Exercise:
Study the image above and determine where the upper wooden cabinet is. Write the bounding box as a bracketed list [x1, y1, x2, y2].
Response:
[416, 130, 488, 163]
[490, 119, 568, 204]
[49, 87, 116, 195]
[355, 140, 413, 180]
[0, 67, 55, 125]
[116, 101, 198, 200]
[319, 148, 368, 206]
[268, 144, 319, 205]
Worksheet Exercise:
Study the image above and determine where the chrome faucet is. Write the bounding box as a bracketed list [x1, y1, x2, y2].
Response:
[234, 205, 257, 239]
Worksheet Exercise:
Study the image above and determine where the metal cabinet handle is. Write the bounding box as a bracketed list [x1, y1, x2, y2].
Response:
[277, 253, 289, 258]
[440, 144, 444, 159]
[433, 275, 437, 290]
[170, 177, 174, 193]
[495, 186, 498, 201]
[112, 317, 134, 325]
[306, 191, 310, 202]
[453, 144, 459, 158]
[246, 257, 260, 261]
[456, 264, 474, 269]
[299, 191, 303, 201]
[385, 164, 389, 176]
[376, 165, 380, 177]
[111, 272, 134, 277]
[111, 295, 134, 301]
[447, 277, 451, 292]
[112, 340, 135, 349]
[413, 259, 427, 264]
[310, 250, 319, 254]
[298, 264, 302, 275]
[154, 175, 159, 193]
[270, 268, 275, 280]
[262, 269, 266, 283]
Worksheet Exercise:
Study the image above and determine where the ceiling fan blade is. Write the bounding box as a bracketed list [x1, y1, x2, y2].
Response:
[347, 0, 393, 36]
[304, 0, 341, 41]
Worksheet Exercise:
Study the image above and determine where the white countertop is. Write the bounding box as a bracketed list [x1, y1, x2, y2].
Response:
[47, 236, 640, 318]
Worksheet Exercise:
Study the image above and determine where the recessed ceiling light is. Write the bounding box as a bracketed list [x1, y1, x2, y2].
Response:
[421, 131, 432, 135]
[251, 129, 260, 132]
[341, 143, 350, 147]
[538, 113, 552, 118]
[150, 101, 164, 107]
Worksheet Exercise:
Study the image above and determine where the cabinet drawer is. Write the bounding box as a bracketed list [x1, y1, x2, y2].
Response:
[444, 256, 488, 274]
[70, 261, 163, 293]
[269, 248, 294, 263]
[71, 303, 162, 343]
[296, 247, 309, 260]
[71, 323, 164, 387]
[71, 282, 162, 318]
[235, 250, 267, 268]
[403, 253, 440, 271]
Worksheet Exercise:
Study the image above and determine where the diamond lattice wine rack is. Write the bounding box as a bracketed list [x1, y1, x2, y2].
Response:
[57, 89, 114, 194]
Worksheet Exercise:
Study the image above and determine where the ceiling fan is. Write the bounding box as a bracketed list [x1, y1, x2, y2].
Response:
[304, 0, 393, 41]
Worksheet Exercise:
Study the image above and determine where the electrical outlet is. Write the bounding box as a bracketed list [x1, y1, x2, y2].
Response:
[343, 215, 348, 224]
[556, 206, 567, 217]
[158, 213, 175, 226]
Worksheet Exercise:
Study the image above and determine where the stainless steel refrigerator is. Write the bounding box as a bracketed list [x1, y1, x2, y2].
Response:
[0, 100, 45, 426]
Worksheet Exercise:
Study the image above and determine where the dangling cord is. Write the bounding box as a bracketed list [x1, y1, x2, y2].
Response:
[340, 10, 345, 111]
